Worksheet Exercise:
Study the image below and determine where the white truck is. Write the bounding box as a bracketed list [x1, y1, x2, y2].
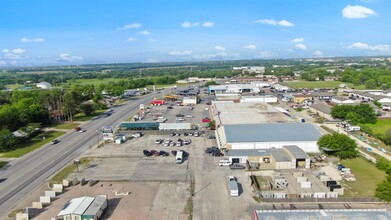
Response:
[345, 125, 360, 132]
[176, 151, 183, 164]
[228, 176, 239, 197]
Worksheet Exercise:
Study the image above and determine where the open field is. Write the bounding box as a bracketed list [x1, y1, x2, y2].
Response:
[283, 80, 366, 89]
[340, 157, 386, 197]
[73, 109, 106, 121]
[0, 131, 65, 158]
[49, 122, 80, 130]
[363, 119, 391, 136]
[65, 78, 123, 85]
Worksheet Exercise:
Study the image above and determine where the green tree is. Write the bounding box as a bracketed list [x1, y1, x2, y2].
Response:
[365, 79, 377, 89]
[0, 128, 16, 152]
[80, 103, 95, 116]
[383, 129, 391, 146]
[62, 92, 78, 122]
[375, 175, 391, 202]
[376, 157, 391, 171]
[317, 133, 359, 159]
[204, 81, 218, 87]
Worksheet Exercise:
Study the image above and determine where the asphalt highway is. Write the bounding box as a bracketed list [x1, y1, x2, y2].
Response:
[0, 91, 160, 216]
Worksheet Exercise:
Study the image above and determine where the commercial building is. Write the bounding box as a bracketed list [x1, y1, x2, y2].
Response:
[211, 102, 294, 125]
[57, 195, 107, 220]
[225, 145, 311, 169]
[331, 96, 357, 105]
[208, 84, 260, 94]
[240, 95, 277, 103]
[182, 96, 197, 105]
[308, 103, 333, 121]
[216, 123, 322, 153]
[254, 209, 391, 220]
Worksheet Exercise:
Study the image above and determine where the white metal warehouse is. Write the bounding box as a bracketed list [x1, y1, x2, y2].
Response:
[216, 123, 322, 153]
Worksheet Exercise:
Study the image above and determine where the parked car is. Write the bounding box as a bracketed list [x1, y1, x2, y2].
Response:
[167, 106, 174, 109]
[230, 164, 246, 170]
[159, 150, 169, 156]
[51, 139, 60, 145]
[78, 129, 86, 133]
[185, 115, 193, 118]
[180, 150, 189, 157]
[207, 135, 216, 139]
[171, 150, 177, 156]
[202, 118, 211, 123]
[155, 139, 163, 144]
[194, 131, 200, 137]
[150, 150, 159, 156]
[143, 150, 151, 156]
[205, 146, 218, 154]
[132, 132, 143, 138]
[176, 114, 185, 117]
[74, 127, 82, 132]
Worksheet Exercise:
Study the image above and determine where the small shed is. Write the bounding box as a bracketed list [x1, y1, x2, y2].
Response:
[182, 96, 197, 105]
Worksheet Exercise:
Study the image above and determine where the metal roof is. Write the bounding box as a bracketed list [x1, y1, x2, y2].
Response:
[224, 123, 322, 143]
[225, 149, 273, 157]
[82, 195, 107, 217]
[310, 103, 332, 114]
[283, 145, 311, 159]
[119, 121, 159, 129]
[254, 209, 391, 220]
[58, 197, 94, 216]
[270, 150, 291, 162]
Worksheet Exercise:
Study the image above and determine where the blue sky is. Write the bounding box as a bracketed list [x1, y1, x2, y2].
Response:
[0, 0, 390, 66]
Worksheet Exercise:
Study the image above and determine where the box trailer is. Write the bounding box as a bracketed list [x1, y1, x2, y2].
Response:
[229, 176, 239, 197]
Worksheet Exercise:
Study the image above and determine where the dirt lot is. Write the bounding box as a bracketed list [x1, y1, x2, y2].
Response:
[4, 94, 262, 220]
[29, 181, 189, 220]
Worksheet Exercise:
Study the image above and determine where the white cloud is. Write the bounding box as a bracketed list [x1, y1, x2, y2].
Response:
[21, 37, 45, 43]
[117, 23, 142, 30]
[342, 5, 377, 19]
[182, 21, 214, 28]
[243, 44, 257, 50]
[149, 38, 156, 42]
[259, 51, 276, 58]
[169, 50, 193, 56]
[294, 43, 307, 50]
[313, 50, 324, 57]
[202, 22, 215, 27]
[181, 22, 192, 28]
[347, 42, 391, 52]
[55, 53, 84, 62]
[12, 48, 26, 54]
[137, 30, 151, 35]
[0, 61, 6, 66]
[255, 19, 294, 27]
[360, 0, 382, 3]
[126, 37, 137, 42]
[1, 48, 26, 60]
[292, 38, 304, 43]
[278, 20, 294, 27]
[214, 46, 226, 51]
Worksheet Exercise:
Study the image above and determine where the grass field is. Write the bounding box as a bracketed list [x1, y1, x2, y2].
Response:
[49, 122, 80, 130]
[50, 157, 90, 184]
[0, 131, 65, 158]
[65, 78, 123, 86]
[363, 119, 391, 136]
[282, 81, 366, 89]
[74, 109, 106, 121]
[340, 157, 386, 197]
[0, 161, 8, 169]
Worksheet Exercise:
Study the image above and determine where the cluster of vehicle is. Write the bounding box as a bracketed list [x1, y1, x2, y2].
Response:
[205, 146, 223, 156]
[156, 138, 191, 147]
[171, 131, 200, 137]
[74, 127, 86, 133]
[143, 150, 170, 157]
[143, 149, 189, 157]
